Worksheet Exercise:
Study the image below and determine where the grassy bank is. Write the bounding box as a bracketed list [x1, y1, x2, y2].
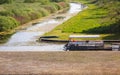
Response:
[45, 0, 120, 40]
[0, 0, 69, 33]
[0, 0, 69, 43]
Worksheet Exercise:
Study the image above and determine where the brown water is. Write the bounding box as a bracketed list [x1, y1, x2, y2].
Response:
[0, 3, 85, 51]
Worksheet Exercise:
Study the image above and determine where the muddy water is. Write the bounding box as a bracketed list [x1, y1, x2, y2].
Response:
[0, 3, 84, 51]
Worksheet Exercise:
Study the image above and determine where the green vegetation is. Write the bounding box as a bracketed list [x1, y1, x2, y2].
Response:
[0, 16, 19, 32]
[0, 0, 13, 4]
[0, 0, 69, 33]
[45, 0, 120, 40]
[0, 0, 69, 43]
[0, 34, 13, 43]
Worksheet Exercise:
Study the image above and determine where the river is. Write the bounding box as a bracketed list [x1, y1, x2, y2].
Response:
[0, 3, 84, 51]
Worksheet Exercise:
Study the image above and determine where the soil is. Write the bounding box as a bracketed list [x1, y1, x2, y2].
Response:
[0, 52, 120, 75]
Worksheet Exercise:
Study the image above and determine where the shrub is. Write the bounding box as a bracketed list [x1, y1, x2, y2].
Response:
[52, 3, 62, 10]
[0, 0, 13, 4]
[24, 0, 50, 4]
[38, 8, 49, 17]
[24, 0, 37, 3]
[0, 16, 19, 32]
[50, 0, 66, 2]
[42, 5, 57, 13]
[0, 11, 14, 16]
[0, 0, 69, 32]
[29, 12, 42, 20]
[38, 0, 50, 5]
[11, 8, 32, 24]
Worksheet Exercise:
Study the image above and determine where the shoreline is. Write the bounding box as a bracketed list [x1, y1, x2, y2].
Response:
[0, 7, 69, 35]
[0, 7, 69, 44]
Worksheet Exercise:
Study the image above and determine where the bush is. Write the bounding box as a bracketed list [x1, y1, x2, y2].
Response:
[52, 3, 62, 10]
[0, 0, 69, 32]
[11, 8, 32, 24]
[24, 0, 37, 3]
[37, 8, 49, 17]
[0, 0, 13, 4]
[42, 5, 58, 13]
[0, 11, 14, 16]
[0, 16, 19, 32]
[50, 0, 66, 2]
[24, 0, 50, 4]
[38, 0, 50, 5]
[29, 12, 42, 20]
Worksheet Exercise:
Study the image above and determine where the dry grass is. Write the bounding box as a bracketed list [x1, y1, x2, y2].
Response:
[0, 51, 120, 75]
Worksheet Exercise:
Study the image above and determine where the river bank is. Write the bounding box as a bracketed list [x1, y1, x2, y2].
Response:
[0, 3, 83, 51]
[8, 8, 69, 34]
[0, 1, 70, 34]
[0, 6, 69, 44]
[44, 0, 120, 40]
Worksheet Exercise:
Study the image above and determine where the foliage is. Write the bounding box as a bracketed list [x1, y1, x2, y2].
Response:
[0, 11, 14, 16]
[0, 34, 12, 43]
[24, 0, 50, 4]
[24, 0, 38, 3]
[0, 16, 19, 32]
[53, 3, 63, 10]
[0, 0, 69, 32]
[50, 0, 67, 2]
[0, 0, 13, 4]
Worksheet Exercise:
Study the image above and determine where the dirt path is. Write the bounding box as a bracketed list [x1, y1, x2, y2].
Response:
[0, 52, 120, 75]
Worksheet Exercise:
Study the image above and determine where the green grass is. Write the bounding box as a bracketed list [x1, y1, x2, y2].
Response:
[45, 0, 120, 40]
[45, 3, 108, 40]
